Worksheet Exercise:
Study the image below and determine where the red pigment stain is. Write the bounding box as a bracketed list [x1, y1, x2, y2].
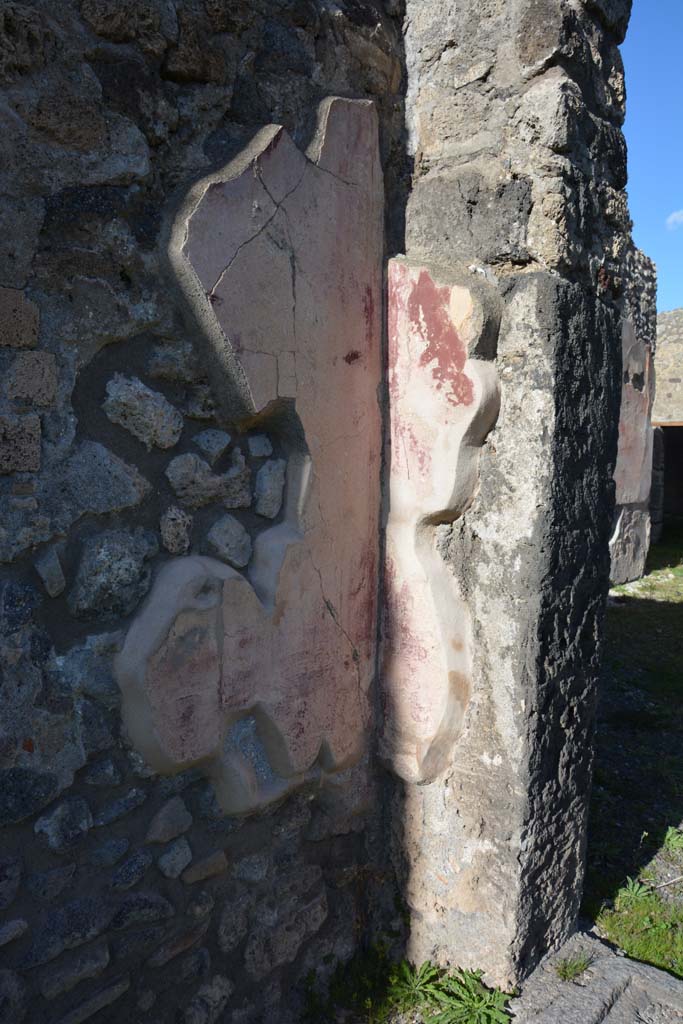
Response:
[344, 350, 361, 364]
[22, 738, 34, 753]
[407, 270, 474, 406]
[363, 284, 375, 347]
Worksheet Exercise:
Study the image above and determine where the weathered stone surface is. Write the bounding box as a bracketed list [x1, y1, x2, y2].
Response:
[165, 450, 251, 509]
[0, 970, 25, 1024]
[111, 891, 174, 930]
[0, 197, 44, 288]
[0, 918, 27, 946]
[181, 851, 228, 885]
[217, 892, 251, 953]
[0, 855, 21, 910]
[181, 974, 234, 1024]
[0, 413, 40, 473]
[23, 896, 113, 967]
[68, 528, 158, 620]
[653, 309, 683, 423]
[34, 797, 93, 853]
[207, 514, 252, 568]
[118, 98, 383, 815]
[27, 864, 76, 902]
[253, 458, 286, 519]
[193, 428, 232, 465]
[247, 434, 272, 458]
[54, 974, 130, 1024]
[147, 919, 208, 966]
[82, 757, 121, 787]
[34, 545, 66, 597]
[0, 766, 59, 825]
[7, 350, 57, 406]
[39, 941, 110, 1000]
[145, 796, 192, 843]
[148, 340, 201, 383]
[382, 259, 500, 783]
[0, 287, 38, 348]
[93, 787, 146, 827]
[157, 837, 192, 878]
[244, 886, 327, 979]
[104, 374, 183, 449]
[160, 506, 193, 555]
[88, 839, 129, 867]
[111, 850, 153, 891]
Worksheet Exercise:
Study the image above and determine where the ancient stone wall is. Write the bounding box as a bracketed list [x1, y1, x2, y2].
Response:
[0, 3, 404, 1021]
[0, 0, 647, 1016]
[387, 0, 630, 987]
[653, 309, 683, 425]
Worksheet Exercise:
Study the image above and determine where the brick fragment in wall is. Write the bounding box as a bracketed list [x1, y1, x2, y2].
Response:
[7, 350, 57, 405]
[0, 287, 39, 348]
[0, 413, 40, 473]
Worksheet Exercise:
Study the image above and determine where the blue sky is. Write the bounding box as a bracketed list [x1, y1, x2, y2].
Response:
[621, 0, 683, 312]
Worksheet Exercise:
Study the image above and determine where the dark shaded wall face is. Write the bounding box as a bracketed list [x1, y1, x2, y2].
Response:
[0, 3, 405, 1022]
[663, 427, 683, 518]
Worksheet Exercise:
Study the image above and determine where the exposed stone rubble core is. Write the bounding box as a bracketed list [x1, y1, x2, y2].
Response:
[116, 97, 383, 816]
[381, 258, 501, 783]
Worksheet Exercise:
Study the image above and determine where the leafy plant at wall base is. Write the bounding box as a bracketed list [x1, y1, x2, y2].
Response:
[425, 967, 511, 1024]
[663, 826, 683, 854]
[615, 876, 650, 909]
[387, 959, 443, 1012]
[555, 953, 593, 982]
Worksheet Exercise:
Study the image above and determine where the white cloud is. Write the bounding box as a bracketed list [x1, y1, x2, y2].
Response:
[666, 209, 683, 230]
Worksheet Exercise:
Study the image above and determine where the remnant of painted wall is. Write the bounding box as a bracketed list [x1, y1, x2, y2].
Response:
[653, 309, 683, 425]
[609, 251, 657, 584]
[117, 98, 383, 816]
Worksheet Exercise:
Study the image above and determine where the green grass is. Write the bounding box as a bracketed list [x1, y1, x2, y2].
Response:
[554, 952, 593, 982]
[583, 523, 683, 977]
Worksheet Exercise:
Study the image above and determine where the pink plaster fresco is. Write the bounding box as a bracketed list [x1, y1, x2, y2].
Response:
[381, 259, 500, 784]
[115, 99, 383, 813]
[613, 320, 654, 507]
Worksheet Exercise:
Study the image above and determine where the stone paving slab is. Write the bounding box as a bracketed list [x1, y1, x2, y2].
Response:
[512, 930, 683, 1023]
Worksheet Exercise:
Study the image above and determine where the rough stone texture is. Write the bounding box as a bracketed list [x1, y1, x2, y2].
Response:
[116, 97, 383, 817]
[103, 373, 184, 449]
[653, 309, 683, 424]
[160, 506, 193, 555]
[512, 930, 683, 1022]
[145, 796, 192, 843]
[254, 458, 286, 519]
[609, 250, 657, 583]
[165, 450, 251, 509]
[34, 546, 66, 597]
[0, 413, 40, 473]
[0, 287, 39, 348]
[7, 350, 57, 405]
[207, 514, 252, 568]
[68, 528, 159, 620]
[193, 428, 232, 465]
[390, 0, 631, 988]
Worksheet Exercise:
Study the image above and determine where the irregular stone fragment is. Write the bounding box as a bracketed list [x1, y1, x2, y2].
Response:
[148, 340, 201, 383]
[180, 946, 211, 981]
[0, 413, 40, 472]
[111, 850, 153, 891]
[76, 697, 114, 755]
[53, 974, 129, 1024]
[244, 888, 327, 979]
[104, 374, 183, 449]
[34, 545, 66, 597]
[254, 458, 286, 519]
[34, 797, 93, 853]
[232, 852, 269, 883]
[247, 434, 272, 457]
[0, 767, 58, 825]
[57, 441, 150, 522]
[0, 197, 44, 288]
[0, 855, 21, 910]
[81, 757, 121, 787]
[55, 631, 123, 709]
[186, 891, 214, 920]
[181, 851, 228, 885]
[0, 287, 38, 348]
[39, 941, 110, 999]
[193, 428, 232, 465]
[111, 891, 174, 930]
[145, 796, 192, 843]
[157, 837, 192, 879]
[27, 864, 76, 902]
[0, 919, 28, 947]
[110, 924, 166, 962]
[0, 970, 25, 1024]
[94, 788, 146, 827]
[22, 896, 113, 967]
[184, 383, 216, 420]
[147, 919, 208, 966]
[207, 514, 252, 568]
[165, 450, 250, 509]
[160, 506, 192, 555]
[217, 892, 250, 953]
[7, 350, 57, 405]
[181, 975, 234, 1024]
[87, 839, 129, 867]
[68, 528, 158, 621]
